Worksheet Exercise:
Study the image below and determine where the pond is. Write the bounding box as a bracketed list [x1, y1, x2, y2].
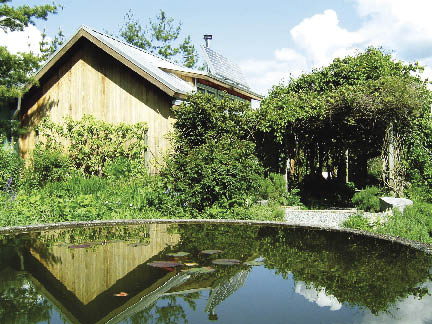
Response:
[0, 222, 431, 324]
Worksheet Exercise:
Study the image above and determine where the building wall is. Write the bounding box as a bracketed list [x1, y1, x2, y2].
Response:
[19, 39, 175, 169]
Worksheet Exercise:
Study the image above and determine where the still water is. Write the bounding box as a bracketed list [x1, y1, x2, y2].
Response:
[0, 222, 431, 324]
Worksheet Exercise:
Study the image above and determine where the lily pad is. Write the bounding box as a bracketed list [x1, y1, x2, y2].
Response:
[148, 261, 182, 268]
[212, 259, 241, 265]
[244, 260, 264, 266]
[167, 252, 190, 257]
[186, 267, 215, 274]
[184, 262, 199, 267]
[201, 249, 222, 255]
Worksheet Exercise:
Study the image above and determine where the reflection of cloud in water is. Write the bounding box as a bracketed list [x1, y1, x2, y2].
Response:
[361, 282, 432, 324]
[295, 282, 342, 311]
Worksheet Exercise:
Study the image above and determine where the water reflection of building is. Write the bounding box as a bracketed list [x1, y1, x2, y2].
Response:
[0, 224, 256, 324]
[16, 224, 180, 324]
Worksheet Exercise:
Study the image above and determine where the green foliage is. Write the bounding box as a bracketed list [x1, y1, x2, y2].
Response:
[0, 1, 59, 99]
[352, 186, 382, 212]
[37, 115, 148, 176]
[39, 28, 65, 62]
[0, 145, 23, 190]
[162, 92, 264, 211]
[375, 203, 432, 244]
[163, 136, 263, 211]
[118, 9, 199, 68]
[172, 92, 256, 150]
[257, 173, 301, 206]
[0, 170, 284, 227]
[103, 157, 147, 180]
[259, 47, 432, 194]
[0, 45, 40, 98]
[404, 116, 432, 201]
[367, 157, 383, 185]
[345, 190, 432, 244]
[0, 1, 58, 32]
[342, 213, 373, 231]
[25, 144, 73, 187]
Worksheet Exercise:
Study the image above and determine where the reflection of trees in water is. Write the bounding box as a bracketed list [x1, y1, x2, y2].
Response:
[129, 293, 200, 324]
[174, 224, 432, 315]
[0, 268, 51, 324]
[257, 227, 432, 315]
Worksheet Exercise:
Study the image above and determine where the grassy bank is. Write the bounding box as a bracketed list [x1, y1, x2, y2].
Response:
[342, 187, 432, 244]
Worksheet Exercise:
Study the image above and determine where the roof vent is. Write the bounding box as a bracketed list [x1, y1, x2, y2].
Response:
[203, 34, 212, 48]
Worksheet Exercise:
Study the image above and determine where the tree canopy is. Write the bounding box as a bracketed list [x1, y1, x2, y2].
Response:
[0, 0, 60, 102]
[258, 47, 432, 194]
[0, 0, 58, 32]
[118, 9, 199, 68]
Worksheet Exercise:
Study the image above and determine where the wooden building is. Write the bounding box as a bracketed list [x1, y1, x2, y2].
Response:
[18, 26, 262, 166]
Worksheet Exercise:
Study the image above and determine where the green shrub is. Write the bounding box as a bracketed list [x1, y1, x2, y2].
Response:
[258, 173, 302, 206]
[405, 117, 432, 198]
[162, 136, 264, 211]
[37, 116, 148, 175]
[342, 213, 372, 231]
[25, 145, 74, 187]
[103, 157, 147, 179]
[375, 202, 432, 243]
[405, 184, 432, 203]
[352, 186, 382, 212]
[0, 146, 23, 191]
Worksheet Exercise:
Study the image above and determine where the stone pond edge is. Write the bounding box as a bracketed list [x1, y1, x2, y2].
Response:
[0, 218, 431, 254]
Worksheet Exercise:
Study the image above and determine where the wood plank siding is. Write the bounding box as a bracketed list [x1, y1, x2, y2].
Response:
[20, 38, 175, 169]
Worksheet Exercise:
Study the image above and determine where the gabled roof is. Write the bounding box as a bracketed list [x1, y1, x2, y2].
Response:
[30, 26, 263, 100]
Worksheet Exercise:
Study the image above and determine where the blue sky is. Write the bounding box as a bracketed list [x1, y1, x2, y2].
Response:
[2, 0, 432, 95]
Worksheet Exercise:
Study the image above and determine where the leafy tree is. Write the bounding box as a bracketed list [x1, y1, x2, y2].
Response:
[119, 9, 199, 68]
[0, 0, 60, 101]
[0, 0, 58, 32]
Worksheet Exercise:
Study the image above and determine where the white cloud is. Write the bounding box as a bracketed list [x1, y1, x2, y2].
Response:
[290, 9, 363, 67]
[0, 25, 47, 55]
[240, 48, 307, 95]
[295, 281, 342, 311]
[355, 0, 432, 60]
[242, 1, 432, 95]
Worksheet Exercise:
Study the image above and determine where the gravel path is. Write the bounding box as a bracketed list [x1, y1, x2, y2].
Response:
[284, 208, 389, 229]
[284, 209, 358, 229]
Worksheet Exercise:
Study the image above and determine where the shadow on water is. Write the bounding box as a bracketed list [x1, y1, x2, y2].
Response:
[0, 222, 430, 323]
